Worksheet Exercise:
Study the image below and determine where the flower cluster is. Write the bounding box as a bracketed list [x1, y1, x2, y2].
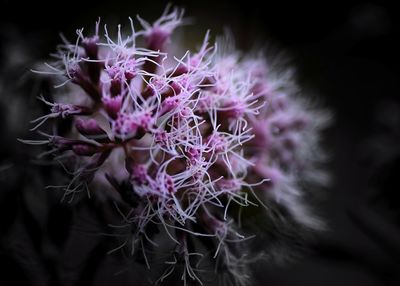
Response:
[22, 6, 329, 285]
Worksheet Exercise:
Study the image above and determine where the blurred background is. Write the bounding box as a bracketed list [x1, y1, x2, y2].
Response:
[1, 1, 399, 285]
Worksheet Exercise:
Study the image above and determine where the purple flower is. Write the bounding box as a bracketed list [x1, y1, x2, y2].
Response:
[22, 6, 330, 285]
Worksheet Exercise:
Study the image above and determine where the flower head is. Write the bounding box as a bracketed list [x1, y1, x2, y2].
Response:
[23, 6, 330, 285]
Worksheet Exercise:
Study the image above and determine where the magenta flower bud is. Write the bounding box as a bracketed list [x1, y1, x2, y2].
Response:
[123, 59, 137, 82]
[106, 66, 123, 95]
[142, 85, 156, 98]
[81, 35, 99, 59]
[68, 63, 100, 101]
[138, 6, 183, 51]
[142, 78, 172, 98]
[82, 35, 101, 83]
[72, 143, 102, 156]
[124, 66, 136, 81]
[158, 95, 180, 116]
[110, 78, 121, 96]
[153, 80, 184, 99]
[145, 28, 170, 51]
[106, 59, 137, 96]
[148, 27, 171, 51]
[169, 81, 182, 94]
[75, 118, 107, 136]
[113, 111, 154, 140]
[102, 95, 122, 119]
[168, 64, 188, 77]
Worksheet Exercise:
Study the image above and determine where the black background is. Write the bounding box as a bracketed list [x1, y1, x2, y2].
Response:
[1, 1, 399, 285]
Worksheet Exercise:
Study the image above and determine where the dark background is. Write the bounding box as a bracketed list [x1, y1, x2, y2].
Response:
[1, 1, 399, 285]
